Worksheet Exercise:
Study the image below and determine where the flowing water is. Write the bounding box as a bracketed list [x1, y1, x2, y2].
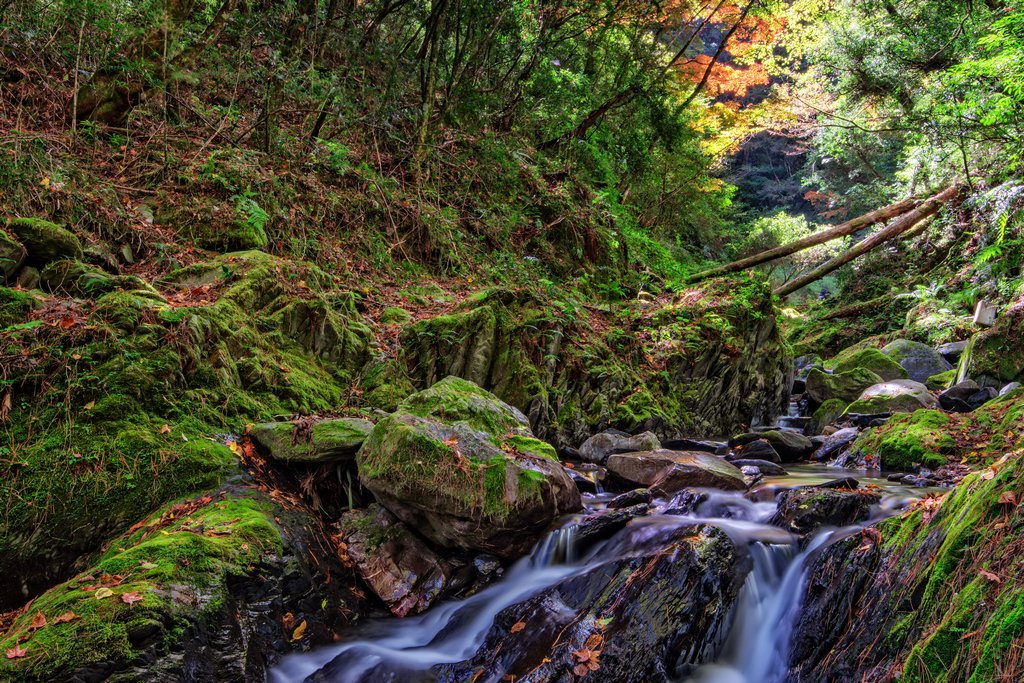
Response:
[270, 465, 937, 683]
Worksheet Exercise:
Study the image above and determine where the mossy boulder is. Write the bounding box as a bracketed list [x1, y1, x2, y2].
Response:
[578, 429, 661, 465]
[4, 217, 83, 265]
[881, 339, 953, 384]
[809, 398, 849, 435]
[926, 369, 957, 391]
[844, 379, 939, 415]
[251, 417, 374, 463]
[806, 367, 884, 404]
[356, 377, 581, 558]
[768, 486, 881, 535]
[852, 409, 954, 470]
[730, 429, 815, 462]
[360, 359, 417, 412]
[0, 486, 360, 682]
[0, 230, 27, 282]
[830, 347, 908, 381]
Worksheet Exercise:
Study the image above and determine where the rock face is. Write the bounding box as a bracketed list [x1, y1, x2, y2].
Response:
[606, 449, 746, 492]
[399, 282, 791, 449]
[881, 339, 953, 383]
[340, 505, 450, 617]
[357, 377, 581, 558]
[730, 429, 815, 462]
[578, 429, 661, 464]
[846, 379, 939, 414]
[806, 367, 883, 404]
[5, 217, 84, 265]
[768, 486, 880, 535]
[251, 417, 374, 462]
[432, 524, 747, 683]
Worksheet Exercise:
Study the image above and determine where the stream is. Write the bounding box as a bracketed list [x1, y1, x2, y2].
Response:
[270, 465, 937, 683]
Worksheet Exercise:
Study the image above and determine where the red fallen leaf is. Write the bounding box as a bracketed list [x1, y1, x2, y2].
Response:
[510, 621, 526, 633]
[121, 592, 143, 606]
[53, 611, 78, 624]
[980, 570, 1002, 583]
[443, 437, 459, 448]
[6, 644, 26, 659]
[29, 611, 46, 631]
[58, 316, 76, 329]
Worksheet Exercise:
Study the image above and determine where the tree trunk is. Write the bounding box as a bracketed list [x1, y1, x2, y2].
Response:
[685, 197, 921, 284]
[774, 185, 962, 298]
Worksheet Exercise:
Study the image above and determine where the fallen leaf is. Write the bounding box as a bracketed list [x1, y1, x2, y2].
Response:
[94, 587, 114, 599]
[160, 424, 171, 434]
[84, 401, 95, 410]
[0, 392, 11, 422]
[282, 612, 295, 631]
[980, 570, 1002, 584]
[6, 644, 26, 659]
[999, 491, 1018, 507]
[585, 633, 604, 649]
[510, 621, 526, 633]
[121, 592, 143, 606]
[53, 611, 78, 624]
[29, 611, 46, 631]
[291, 620, 307, 642]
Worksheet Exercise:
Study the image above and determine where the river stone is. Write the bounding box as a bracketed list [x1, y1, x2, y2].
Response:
[340, 504, 451, 617]
[5, 217, 84, 265]
[0, 231, 26, 282]
[727, 438, 781, 463]
[811, 427, 859, 463]
[936, 340, 969, 364]
[805, 367, 884, 404]
[251, 417, 374, 462]
[881, 339, 953, 383]
[938, 379, 980, 412]
[768, 486, 881, 535]
[578, 429, 661, 464]
[729, 459, 787, 475]
[729, 429, 814, 462]
[844, 379, 938, 415]
[357, 377, 581, 558]
[606, 449, 745, 491]
[1001, 382, 1023, 396]
[831, 347, 908, 381]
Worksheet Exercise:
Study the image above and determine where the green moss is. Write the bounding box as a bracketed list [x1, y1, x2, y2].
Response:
[4, 217, 83, 265]
[843, 392, 934, 415]
[806, 366, 884, 403]
[829, 347, 908, 381]
[505, 435, 558, 461]
[381, 306, 413, 325]
[399, 376, 529, 437]
[926, 368, 957, 391]
[809, 398, 848, 434]
[0, 286, 40, 328]
[360, 360, 416, 412]
[853, 409, 954, 470]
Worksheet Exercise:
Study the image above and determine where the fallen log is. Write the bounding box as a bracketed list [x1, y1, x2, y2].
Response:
[774, 185, 962, 298]
[685, 197, 920, 284]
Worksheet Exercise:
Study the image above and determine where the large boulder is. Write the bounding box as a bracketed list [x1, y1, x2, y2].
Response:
[606, 449, 745, 492]
[768, 485, 880, 535]
[959, 306, 1024, 385]
[881, 339, 952, 383]
[806, 367, 884, 404]
[830, 347, 909, 381]
[844, 379, 939, 415]
[340, 505, 451, 617]
[578, 429, 660, 465]
[729, 429, 815, 462]
[251, 417, 374, 463]
[357, 377, 581, 558]
[808, 398, 848, 435]
[0, 231, 27, 282]
[4, 217, 83, 265]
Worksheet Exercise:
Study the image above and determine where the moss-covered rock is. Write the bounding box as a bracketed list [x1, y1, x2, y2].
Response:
[356, 377, 580, 558]
[829, 347, 908, 381]
[0, 486, 360, 682]
[926, 368, 957, 390]
[4, 217, 84, 265]
[962, 306, 1024, 385]
[806, 367, 884, 404]
[0, 230, 27, 282]
[809, 398, 849, 435]
[251, 417, 374, 462]
[881, 338, 953, 383]
[768, 486, 881, 535]
[844, 379, 939, 415]
[851, 409, 954, 470]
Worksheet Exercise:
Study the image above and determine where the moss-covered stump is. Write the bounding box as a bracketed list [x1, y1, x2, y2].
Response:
[789, 454, 1024, 682]
[0, 250, 372, 608]
[851, 410, 955, 470]
[805, 367, 884, 404]
[0, 485, 362, 682]
[828, 347, 908, 381]
[4, 218, 83, 266]
[400, 278, 790, 448]
[357, 377, 581, 558]
[251, 417, 374, 463]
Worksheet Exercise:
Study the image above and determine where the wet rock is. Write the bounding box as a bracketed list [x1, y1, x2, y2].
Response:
[5, 217, 84, 266]
[609, 488, 652, 509]
[938, 379, 980, 412]
[661, 438, 725, 454]
[768, 486, 881, 535]
[0, 231, 26, 282]
[806, 367, 884, 404]
[936, 340, 969, 364]
[881, 339, 953, 383]
[606, 449, 746, 492]
[729, 459, 787, 476]
[579, 430, 661, 464]
[818, 477, 859, 490]
[432, 525, 747, 683]
[567, 468, 598, 494]
[1000, 381, 1022, 396]
[729, 429, 814, 462]
[807, 398, 848, 435]
[252, 417, 374, 463]
[340, 505, 451, 617]
[846, 379, 939, 414]
[727, 438, 782, 463]
[811, 427, 859, 463]
[357, 377, 581, 558]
